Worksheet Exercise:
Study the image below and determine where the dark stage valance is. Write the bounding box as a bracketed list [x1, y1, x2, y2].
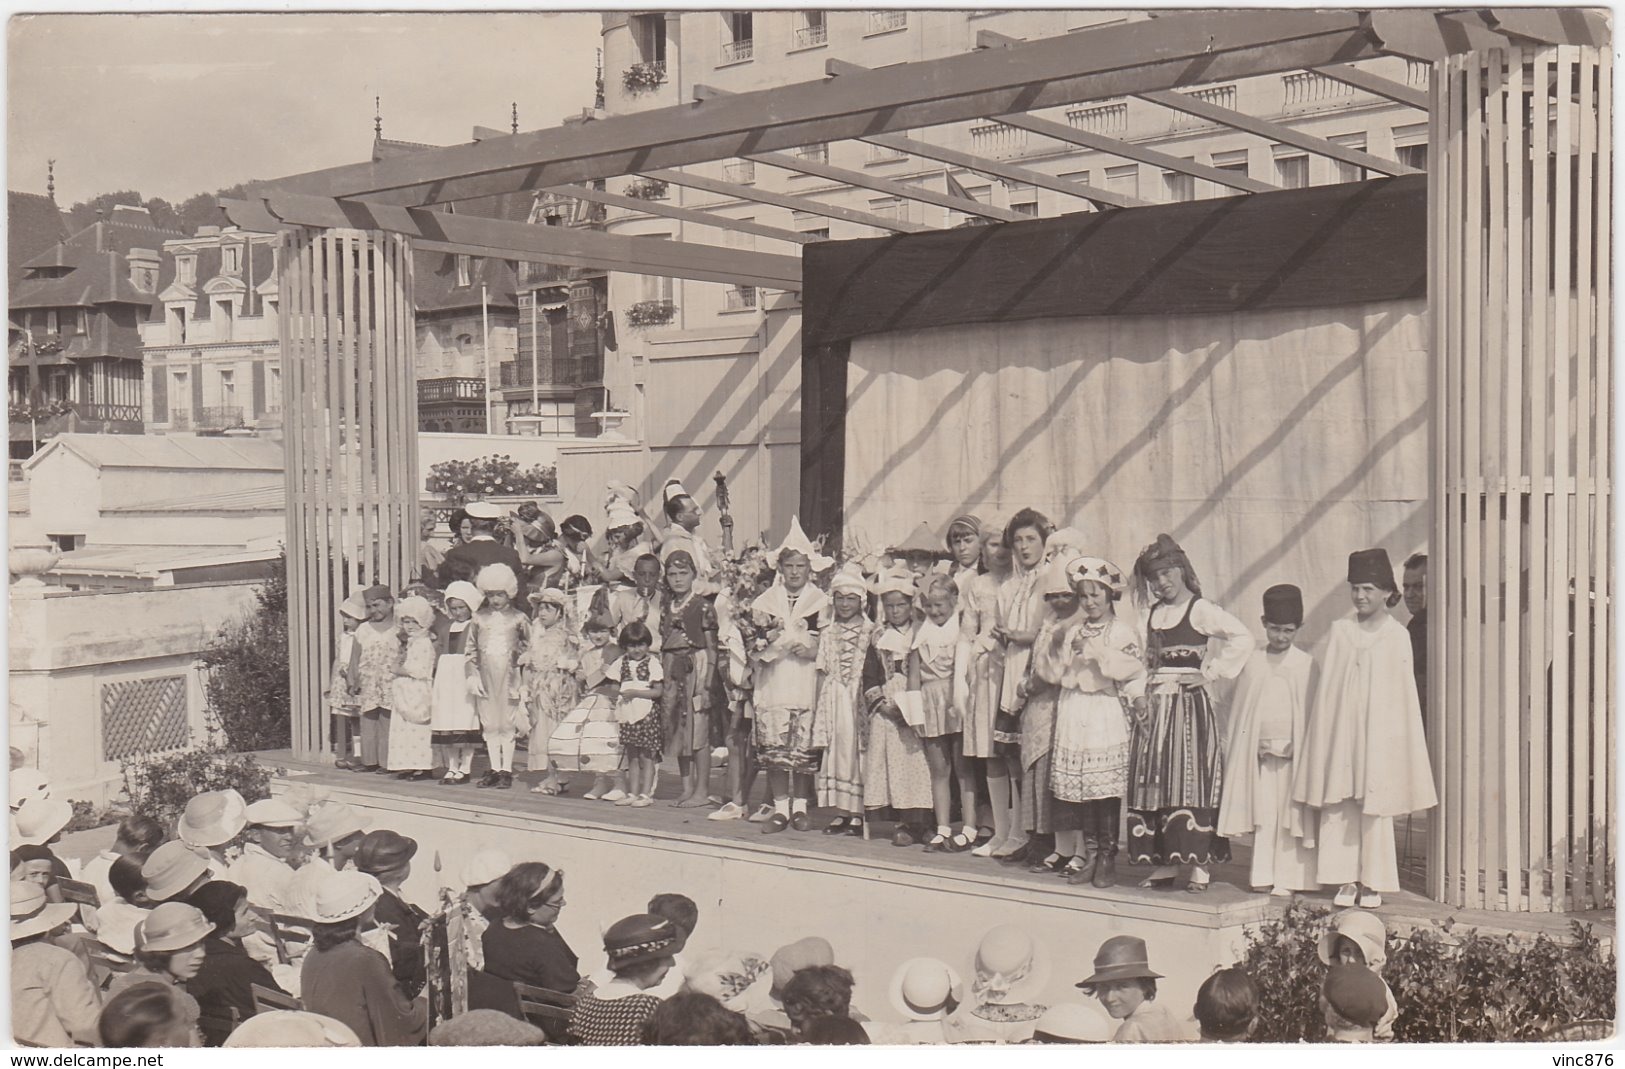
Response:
[801, 175, 1427, 348]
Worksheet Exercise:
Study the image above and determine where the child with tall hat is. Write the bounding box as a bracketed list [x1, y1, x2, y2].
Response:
[328, 594, 367, 769]
[1126, 534, 1255, 893]
[600, 488, 656, 589]
[466, 563, 531, 790]
[810, 563, 875, 833]
[1044, 556, 1145, 887]
[386, 596, 438, 780]
[523, 587, 581, 796]
[352, 585, 402, 774]
[749, 517, 831, 833]
[431, 581, 484, 784]
[1294, 549, 1436, 909]
[861, 568, 935, 844]
[659, 550, 720, 807]
[1218, 583, 1320, 896]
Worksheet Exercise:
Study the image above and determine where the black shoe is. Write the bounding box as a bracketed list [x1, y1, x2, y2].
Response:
[847, 820, 865, 837]
[1092, 848, 1118, 888]
[789, 812, 811, 832]
[1029, 851, 1064, 874]
[476, 770, 501, 788]
[824, 817, 851, 835]
[892, 826, 919, 848]
[357, 764, 381, 774]
[498, 771, 514, 790]
[762, 813, 790, 834]
[999, 842, 1033, 865]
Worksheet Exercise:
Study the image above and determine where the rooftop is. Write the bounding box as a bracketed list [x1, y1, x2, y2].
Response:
[26, 433, 284, 473]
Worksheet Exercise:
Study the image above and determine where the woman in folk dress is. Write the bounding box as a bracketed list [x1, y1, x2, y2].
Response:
[989, 509, 1054, 861]
[811, 564, 875, 834]
[431, 582, 484, 784]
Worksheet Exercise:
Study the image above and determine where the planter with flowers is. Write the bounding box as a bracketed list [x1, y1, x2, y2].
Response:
[622, 62, 667, 94]
[626, 300, 678, 328]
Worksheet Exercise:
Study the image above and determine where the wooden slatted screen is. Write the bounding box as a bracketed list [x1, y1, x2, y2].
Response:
[279, 228, 419, 759]
[1431, 46, 1613, 912]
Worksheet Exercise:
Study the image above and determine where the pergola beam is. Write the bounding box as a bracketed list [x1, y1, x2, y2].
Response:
[252, 11, 1380, 207]
[1136, 88, 1422, 177]
[639, 168, 930, 233]
[1310, 63, 1429, 109]
[548, 182, 813, 245]
[222, 195, 804, 290]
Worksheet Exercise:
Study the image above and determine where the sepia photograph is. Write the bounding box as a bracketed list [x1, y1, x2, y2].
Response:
[3, 4, 1616, 1055]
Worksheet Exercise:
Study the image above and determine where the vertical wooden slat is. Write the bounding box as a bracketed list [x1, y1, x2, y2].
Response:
[401, 240, 421, 585]
[315, 232, 339, 755]
[336, 232, 355, 596]
[1460, 53, 1485, 910]
[377, 238, 396, 587]
[279, 234, 307, 757]
[1548, 45, 1574, 911]
[1526, 47, 1553, 909]
[1589, 50, 1612, 911]
[354, 234, 373, 594]
[1479, 48, 1506, 908]
[1568, 49, 1595, 909]
[1441, 53, 1467, 906]
[1499, 47, 1526, 912]
[359, 238, 379, 587]
[1425, 52, 1449, 904]
[300, 230, 325, 761]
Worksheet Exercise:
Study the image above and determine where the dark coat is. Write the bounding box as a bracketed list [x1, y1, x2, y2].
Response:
[437, 538, 527, 599]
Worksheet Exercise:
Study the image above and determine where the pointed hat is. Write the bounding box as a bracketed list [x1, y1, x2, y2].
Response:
[771, 516, 833, 571]
[889, 522, 947, 558]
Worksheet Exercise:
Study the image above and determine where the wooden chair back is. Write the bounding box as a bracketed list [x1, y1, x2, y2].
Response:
[82, 937, 137, 988]
[250, 983, 302, 1016]
[267, 912, 313, 963]
[512, 981, 576, 1038]
[56, 878, 101, 909]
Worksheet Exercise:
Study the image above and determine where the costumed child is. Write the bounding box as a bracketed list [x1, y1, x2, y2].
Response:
[1018, 560, 1081, 876]
[609, 622, 664, 808]
[1318, 909, 1399, 1040]
[570, 615, 629, 802]
[912, 575, 969, 851]
[960, 521, 1011, 857]
[1127, 534, 1254, 893]
[431, 581, 484, 784]
[387, 595, 438, 780]
[612, 552, 665, 649]
[353, 584, 402, 773]
[1293, 548, 1437, 910]
[708, 568, 764, 822]
[466, 563, 531, 790]
[1217, 583, 1320, 896]
[989, 508, 1054, 861]
[811, 563, 874, 834]
[862, 570, 934, 844]
[660, 550, 719, 808]
[749, 518, 830, 834]
[524, 588, 580, 796]
[329, 594, 367, 769]
[890, 523, 948, 620]
[1043, 556, 1145, 887]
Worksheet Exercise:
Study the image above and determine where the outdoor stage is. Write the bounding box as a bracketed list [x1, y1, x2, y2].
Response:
[258, 749, 1610, 1024]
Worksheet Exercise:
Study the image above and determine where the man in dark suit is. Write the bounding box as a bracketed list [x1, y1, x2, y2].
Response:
[437, 501, 526, 599]
[1403, 552, 1427, 719]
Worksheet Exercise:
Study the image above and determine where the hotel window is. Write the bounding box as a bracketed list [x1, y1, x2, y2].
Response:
[1274, 153, 1309, 189]
[631, 13, 667, 65]
[866, 11, 907, 33]
[794, 143, 829, 165]
[721, 13, 753, 62]
[46, 309, 58, 335]
[794, 11, 827, 48]
[723, 159, 755, 184]
[1393, 123, 1429, 172]
[168, 306, 188, 345]
[457, 254, 472, 287]
[75, 309, 88, 335]
[724, 286, 758, 312]
[268, 366, 282, 411]
[214, 299, 234, 342]
[868, 142, 908, 164]
[1208, 150, 1250, 197]
[219, 368, 236, 408]
[1331, 134, 1368, 183]
[177, 255, 197, 285]
[222, 245, 241, 273]
[869, 196, 907, 223]
[1163, 169, 1195, 203]
[803, 227, 830, 241]
[1105, 165, 1139, 197]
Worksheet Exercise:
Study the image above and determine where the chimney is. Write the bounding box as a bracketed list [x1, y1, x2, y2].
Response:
[127, 248, 160, 294]
[196, 225, 221, 238]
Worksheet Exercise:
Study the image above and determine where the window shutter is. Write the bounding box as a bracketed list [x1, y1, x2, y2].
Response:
[251, 360, 266, 417]
[191, 363, 204, 416]
[150, 366, 167, 423]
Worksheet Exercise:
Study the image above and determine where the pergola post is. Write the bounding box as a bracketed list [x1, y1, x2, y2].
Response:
[280, 227, 420, 760]
[1430, 45, 1612, 911]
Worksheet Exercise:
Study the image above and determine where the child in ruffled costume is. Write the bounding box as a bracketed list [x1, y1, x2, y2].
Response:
[912, 575, 967, 851]
[431, 581, 484, 784]
[466, 563, 531, 790]
[524, 588, 580, 796]
[811, 563, 874, 835]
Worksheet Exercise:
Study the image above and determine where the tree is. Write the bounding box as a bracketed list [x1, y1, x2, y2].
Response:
[65, 190, 144, 233]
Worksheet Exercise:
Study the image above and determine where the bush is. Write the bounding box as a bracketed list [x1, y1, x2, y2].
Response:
[1241, 902, 1616, 1042]
[200, 552, 290, 752]
[122, 747, 274, 827]
[425, 455, 558, 505]
[63, 799, 115, 834]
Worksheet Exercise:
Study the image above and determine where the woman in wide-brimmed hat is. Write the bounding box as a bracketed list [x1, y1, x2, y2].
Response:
[881, 957, 963, 1044]
[298, 869, 427, 1047]
[11, 880, 102, 1046]
[942, 925, 1050, 1044]
[178, 790, 249, 873]
[105, 901, 211, 1038]
[1075, 935, 1195, 1043]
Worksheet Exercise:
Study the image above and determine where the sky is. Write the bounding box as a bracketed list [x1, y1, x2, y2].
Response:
[7, 12, 603, 207]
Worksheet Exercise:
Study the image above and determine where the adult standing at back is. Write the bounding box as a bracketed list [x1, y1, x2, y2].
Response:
[438, 501, 526, 599]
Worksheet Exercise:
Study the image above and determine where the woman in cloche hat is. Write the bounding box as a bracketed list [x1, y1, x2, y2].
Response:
[1075, 935, 1195, 1043]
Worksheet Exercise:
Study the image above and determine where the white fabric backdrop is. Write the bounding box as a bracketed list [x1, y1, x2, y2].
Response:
[841, 299, 1430, 650]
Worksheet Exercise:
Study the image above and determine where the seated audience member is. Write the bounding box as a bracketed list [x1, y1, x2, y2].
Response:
[92, 858, 151, 955]
[480, 862, 578, 996]
[1031, 1003, 1114, 1043]
[1194, 967, 1260, 1042]
[455, 848, 511, 971]
[751, 935, 836, 1032]
[567, 914, 685, 1046]
[11, 881, 100, 1047]
[12, 797, 74, 879]
[586, 890, 699, 997]
[1076, 936, 1197, 1043]
[177, 790, 249, 876]
[223, 1010, 362, 1048]
[97, 982, 201, 1049]
[640, 991, 755, 1046]
[300, 870, 428, 1047]
[228, 798, 305, 912]
[683, 953, 781, 1042]
[81, 815, 166, 906]
[140, 841, 211, 904]
[783, 965, 856, 1040]
[943, 926, 1049, 1044]
[883, 957, 961, 1045]
[183, 881, 286, 1046]
[1321, 964, 1389, 1043]
[108, 902, 211, 1028]
[428, 1009, 547, 1047]
[351, 831, 427, 998]
[805, 1015, 870, 1045]
[11, 844, 70, 896]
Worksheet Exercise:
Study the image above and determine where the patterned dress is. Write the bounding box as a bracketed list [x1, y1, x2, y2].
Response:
[354, 620, 400, 712]
[386, 633, 436, 770]
[861, 626, 933, 811]
[1043, 615, 1144, 839]
[659, 592, 719, 755]
[612, 654, 665, 760]
[524, 621, 580, 770]
[811, 618, 874, 812]
[466, 608, 531, 736]
[750, 582, 828, 774]
[566, 989, 663, 1045]
[1125, 596, 1253, 867]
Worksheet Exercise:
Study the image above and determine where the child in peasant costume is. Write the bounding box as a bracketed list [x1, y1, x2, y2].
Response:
[1294, 549, 1437, 910]
[329, 594, 368, 769]
[659, 550, 719, 808]
[954, 519, 1009, 857]
[911, 575, 968, 851]
[431, 581, 485, 784]
[387, 595, 438, 779]
[524, 588, 580, 796]
[811, 564, 874, 835]
[467, 563, 531, 790]
[1217, 584, 1320, 896]
[989, 508, 1056, 861]
[353, 584, 402, 773]
[863, 570, 935, 845]
[1044, 556, 1145, 888]
[1018, 560, 1084, 876]
[708, 576, 763, 823]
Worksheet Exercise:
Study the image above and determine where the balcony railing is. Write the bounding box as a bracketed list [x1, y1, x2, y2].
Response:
[1282, 71, 1355, 109]
[867, 11, 907, 33]
[418, 377, 487, 404]
[794, 22, 827, 47]
[721, 38, 753, 62]
[724, 286, 758, 312]
[724, 159, 756, 184]
[1066, 101, 1129, 136]
[969, 122, 1029, 159]
[1170, 84, 1237, 129]
[868, 142, 908, 164]
[196, 405, 246, 431]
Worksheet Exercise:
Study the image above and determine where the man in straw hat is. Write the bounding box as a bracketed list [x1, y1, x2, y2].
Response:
[11, 880, 100, 1046]
[229, 798, 305, 912]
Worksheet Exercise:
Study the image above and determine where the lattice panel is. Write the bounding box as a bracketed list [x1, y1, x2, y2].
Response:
[101, 676, 189, 761]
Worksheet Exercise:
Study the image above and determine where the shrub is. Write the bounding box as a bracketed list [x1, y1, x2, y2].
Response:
[1240, 902, 1616, 1042]
[122, 747, 274, 827]
[200, 552, 290, 752]
[63, 799, 115, 834]
[425, 454, 558, 504]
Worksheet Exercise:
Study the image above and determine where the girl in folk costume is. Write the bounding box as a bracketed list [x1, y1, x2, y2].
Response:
[431, 582, 484, 784]
[912, 575, 970, 851]
[523, 588, 580, 796]
[708, 570, 764, 823]
[863, 571, 935, 843]
[945, 515, 986, 602]
[1293, 550, 1436, 909]
[329, 595, 367, 769]
[988, 509, 1055, 860]
[1218, 584, 1320, 896]
[660, 550, 719, 808]
[1016, 560, 1081, 875]
[1045, 557, 1145, 888]
[571, 615, 630, 803]
[960, 522, 1011, 857]
[750, 518, 831, 834]
[386, 596, 438, 780]
[1126, 534, 1255, 893]
[466, 563, 531, 791]
[352, 585, 401, 774]
[610, 621, 664, 807]
[811, 564, 875, 834]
